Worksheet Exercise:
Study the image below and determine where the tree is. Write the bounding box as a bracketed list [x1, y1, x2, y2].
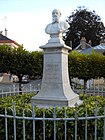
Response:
[9, 46, 35, 93]
[29, 51, 43, 79]
[64, 6, 105, 49]
[68, 51, 90, 91]
[0, 44, 13, 73]
[68, 51, 105, 92]
[0, 45, 43, 93]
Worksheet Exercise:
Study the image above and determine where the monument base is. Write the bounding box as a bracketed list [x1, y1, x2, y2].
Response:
[31, 93, 82, 108]
[31, 42, 82, 108]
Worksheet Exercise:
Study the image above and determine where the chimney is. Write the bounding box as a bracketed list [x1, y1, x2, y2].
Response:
[4, 28, 8, 37]
[81, 37, 86, 49]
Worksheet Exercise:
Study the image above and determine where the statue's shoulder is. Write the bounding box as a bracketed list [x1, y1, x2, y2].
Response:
[60, 21, 68, 25]
[46, 23, 52, 28]
[60, 21, 70, 29]
[45, 23, 52, 34]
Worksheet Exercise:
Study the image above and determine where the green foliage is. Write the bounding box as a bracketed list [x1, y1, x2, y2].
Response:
[0, 44, 13, 72]
[68, 51, 89, 80]
[69, 51, 105, 80]
[0, 45, 43, 93]
[30, 51, 43, 79]
[64, 6, 105, 49]
[10, 46, 32, 76]
[0, 45, 43, 80]
[0, 93, 35, 108]
[68, 51, 105, 91]
[0, 93, 105, 139]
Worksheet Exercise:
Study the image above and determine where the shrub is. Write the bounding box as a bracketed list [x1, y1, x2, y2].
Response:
[0, 93, 105, 139]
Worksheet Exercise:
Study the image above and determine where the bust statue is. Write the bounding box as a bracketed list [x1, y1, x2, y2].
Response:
[45, 9, 70, 43]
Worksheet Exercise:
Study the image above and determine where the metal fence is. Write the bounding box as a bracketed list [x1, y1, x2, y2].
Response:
[0, 84, 40, 97]
[72, 83, 105, 97]
[74, 88, 105, 97]
[1, 82, 105, 98]
[0, 82, 105, 139]
[71, 78, 105, 97]
[0, 103, 105, 140]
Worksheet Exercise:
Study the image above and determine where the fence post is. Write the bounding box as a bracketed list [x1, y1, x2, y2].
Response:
[103, 107, 105, 139]
[5, 107, 8, 140]
[13, 84, 16, 95]
[94, 102, 100, 140]
[53, 107, 56, 140]
[32, 103, 35, 140]
[85, 109, 88, 140]
[22, 109, 26, 140]
[43, 111, 45, 140]
[30, 84, 31, 92]
[75, 111, 78, 140]
[64, 108, 67, 140]
[9, 102, 17, 140]
[2, 89, 3, 97]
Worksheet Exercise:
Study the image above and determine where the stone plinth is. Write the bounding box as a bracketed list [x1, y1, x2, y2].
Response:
[31, 42, 82, 108]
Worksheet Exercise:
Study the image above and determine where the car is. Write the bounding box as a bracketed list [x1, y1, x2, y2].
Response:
[13, 75, 19, 82]
[22, 75, 29, 83]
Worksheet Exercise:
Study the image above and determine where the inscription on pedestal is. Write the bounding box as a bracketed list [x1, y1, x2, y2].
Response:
[44, 64, 59, 80]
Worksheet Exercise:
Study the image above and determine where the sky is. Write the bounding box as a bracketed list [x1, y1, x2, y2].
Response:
[0, 0, 105, 51]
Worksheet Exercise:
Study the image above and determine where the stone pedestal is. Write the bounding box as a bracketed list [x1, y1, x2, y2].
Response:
[31, 41, 82, 108]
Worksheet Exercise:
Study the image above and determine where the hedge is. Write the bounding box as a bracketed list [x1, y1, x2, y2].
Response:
[0, 93, 105, 140]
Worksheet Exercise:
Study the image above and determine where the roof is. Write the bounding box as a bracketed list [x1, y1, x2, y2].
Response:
[0, 33, 12, 41]
[80, 44, 105, 54]
[0, 33, 21, 47]
[75, 43, 92, 51]
[95, 44, 105, 49]
[75, 37, 92, 51]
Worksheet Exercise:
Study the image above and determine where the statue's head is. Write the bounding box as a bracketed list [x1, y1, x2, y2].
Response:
[52, 9, 61, 23]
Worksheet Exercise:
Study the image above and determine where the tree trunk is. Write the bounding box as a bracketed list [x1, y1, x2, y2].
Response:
[84, 79, 87, 94]
[18, 75, 23, 94]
